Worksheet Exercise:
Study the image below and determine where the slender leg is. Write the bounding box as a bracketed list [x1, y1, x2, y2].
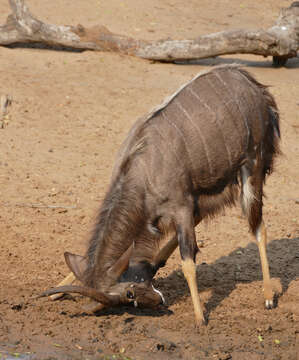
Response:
[241, 162, 274, 308]
[50, 272, 76, 300]
[181, 257, 205, 326]
[153, 213, 202, 268]
[256, 221, 274, 308]
[175, 206, 205, 327]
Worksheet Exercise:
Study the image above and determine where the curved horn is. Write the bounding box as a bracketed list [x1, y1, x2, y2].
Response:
[107, 244, 133, 280]
[40, 285, 120, 306]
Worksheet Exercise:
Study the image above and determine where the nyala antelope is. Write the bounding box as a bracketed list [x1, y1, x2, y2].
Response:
[42, 65, 280, 327]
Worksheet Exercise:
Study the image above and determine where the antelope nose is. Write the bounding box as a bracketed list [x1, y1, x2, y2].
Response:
[126, 290, 135, 299]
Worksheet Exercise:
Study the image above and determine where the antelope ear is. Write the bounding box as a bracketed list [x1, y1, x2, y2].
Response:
[64, 252, 88, 283]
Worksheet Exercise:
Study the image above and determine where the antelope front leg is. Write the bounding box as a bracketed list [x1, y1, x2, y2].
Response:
[50, 272, 76, 300]
[181, 258, 205, 327]
[176, 207, 206, 327]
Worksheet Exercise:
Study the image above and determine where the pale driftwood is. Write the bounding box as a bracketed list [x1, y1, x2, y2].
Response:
[0, 0, 298, 65]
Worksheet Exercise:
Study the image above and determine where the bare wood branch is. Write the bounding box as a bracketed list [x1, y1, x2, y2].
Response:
[0, 0, 298, 63]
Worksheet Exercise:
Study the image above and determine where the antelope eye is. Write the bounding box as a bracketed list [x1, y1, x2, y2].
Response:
[126, 290, 134, 299]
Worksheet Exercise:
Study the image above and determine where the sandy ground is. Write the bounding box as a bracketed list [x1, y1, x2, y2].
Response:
[0, 0, 298, 359]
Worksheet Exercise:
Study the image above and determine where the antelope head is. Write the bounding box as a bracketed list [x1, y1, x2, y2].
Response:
[40, 245, 165, 312]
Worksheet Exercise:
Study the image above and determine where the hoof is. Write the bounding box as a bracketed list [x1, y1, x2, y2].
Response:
[264, 278, 282, 309]
[195, 316, 207, 330]
[265, 298, 274, 309]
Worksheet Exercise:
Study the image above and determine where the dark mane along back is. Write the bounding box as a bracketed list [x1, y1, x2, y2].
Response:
[83, 172, 145, 289]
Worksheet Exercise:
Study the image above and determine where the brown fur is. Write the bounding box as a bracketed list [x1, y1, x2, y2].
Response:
[85, 65, 279, 278]
[45, 65, 280, 319]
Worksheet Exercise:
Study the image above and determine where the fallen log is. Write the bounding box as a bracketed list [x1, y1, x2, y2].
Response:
[0, 0, 298, 65]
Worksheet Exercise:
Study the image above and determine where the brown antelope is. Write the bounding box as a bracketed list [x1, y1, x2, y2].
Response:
[42, 65, 280, 327]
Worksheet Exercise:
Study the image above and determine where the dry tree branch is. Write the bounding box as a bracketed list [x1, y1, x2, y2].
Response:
[0, 0, 298, 64]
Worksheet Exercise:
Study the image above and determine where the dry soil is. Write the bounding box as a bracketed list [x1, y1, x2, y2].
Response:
[0, 1, 298, 359]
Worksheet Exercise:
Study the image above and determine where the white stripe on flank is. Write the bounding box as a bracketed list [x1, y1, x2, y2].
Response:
[152, 123, 181, 165]
[161, 109, 196, 177]
[214, 71, 251, 148]
[188, 85, 233, 170]
[175, 95, 213, 177]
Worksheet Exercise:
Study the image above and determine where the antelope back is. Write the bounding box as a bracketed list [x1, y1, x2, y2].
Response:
[120, 65, 271, 197]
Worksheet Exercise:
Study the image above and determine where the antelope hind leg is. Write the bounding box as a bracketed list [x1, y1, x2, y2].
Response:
[240, 163, 275, 309]
[256, 221, 274, 308]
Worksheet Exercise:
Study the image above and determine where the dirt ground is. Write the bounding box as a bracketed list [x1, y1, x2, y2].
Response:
[0, 0, 298, 359]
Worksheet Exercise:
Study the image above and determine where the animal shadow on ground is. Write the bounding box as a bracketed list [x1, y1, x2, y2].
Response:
[59, 237, 298, 320]
[155, 237, 299, 320]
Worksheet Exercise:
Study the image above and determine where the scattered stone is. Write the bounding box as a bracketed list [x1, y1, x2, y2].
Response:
[11, 304, 23, 311]
[156, 340, 176, 352]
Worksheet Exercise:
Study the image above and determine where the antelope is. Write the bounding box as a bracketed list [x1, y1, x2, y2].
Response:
[42, 65, 280, 327]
